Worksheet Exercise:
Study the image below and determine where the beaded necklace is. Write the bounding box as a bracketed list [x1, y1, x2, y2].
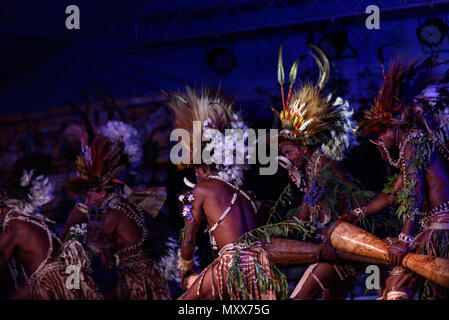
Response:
[205, 175, 258, 250]
[102, 193, 149, 255]
[376, 131, 415, 169]
[302, 150, 322, 192]
[208, 175, 258, 213]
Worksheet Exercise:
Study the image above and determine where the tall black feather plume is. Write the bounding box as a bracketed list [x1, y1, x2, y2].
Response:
[67, 101, 95, 142]
[91, 83, 126, 122]
[78, 89, 98, 143]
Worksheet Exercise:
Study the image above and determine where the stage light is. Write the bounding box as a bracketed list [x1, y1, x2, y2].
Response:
[416, 17, 447, 47]
[205, 47, 236, 74]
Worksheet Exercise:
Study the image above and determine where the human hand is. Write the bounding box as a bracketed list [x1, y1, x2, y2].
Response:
[338, 213, 357, 224]
[387, 240, 409, 266]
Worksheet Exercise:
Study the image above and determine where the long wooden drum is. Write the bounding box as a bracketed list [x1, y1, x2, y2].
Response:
[264, 238, 320, 266]
[264, 238, 388, 266]
[328, 221, 449, 289]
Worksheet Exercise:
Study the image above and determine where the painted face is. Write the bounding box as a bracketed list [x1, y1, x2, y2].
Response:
[279, 144, 309, 169]
[85, 189, 107, 207]
[370, 129, 396, 162]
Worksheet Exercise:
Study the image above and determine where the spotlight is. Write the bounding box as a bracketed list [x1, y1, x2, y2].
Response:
[205, 47, 236, 74]
[318, 31, 348, 59]
[416, 17, 447, 47]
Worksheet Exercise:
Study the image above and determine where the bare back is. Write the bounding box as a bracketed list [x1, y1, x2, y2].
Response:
[100, 209, 143, 252]
[3, 219, 59, 277]
[197, 179, 257, 250]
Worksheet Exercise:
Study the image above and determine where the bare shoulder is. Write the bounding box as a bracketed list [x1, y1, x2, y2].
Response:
[1, 219, 21, 234]
[193, 179, 219, 196]
[5, 219, 31, 234]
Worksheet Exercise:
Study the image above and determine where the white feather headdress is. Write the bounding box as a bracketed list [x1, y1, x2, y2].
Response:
[3, 169, 54, 215]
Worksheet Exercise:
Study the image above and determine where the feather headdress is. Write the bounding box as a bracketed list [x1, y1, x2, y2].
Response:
[167, 87, 234, 155]
[0, 169, 54, 216]
[361, 56, 440, 133]
[275, 45, 358, 161]
[167, 87, 252, 186]
[65, 89, 143, 193]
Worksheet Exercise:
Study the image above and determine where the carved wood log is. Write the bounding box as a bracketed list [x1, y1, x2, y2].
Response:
[327, 221, 449, 289]
[263, 238, 388, 266]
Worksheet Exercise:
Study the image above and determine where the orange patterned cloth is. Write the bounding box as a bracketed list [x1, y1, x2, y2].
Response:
[29, 260, 103, 300]
[195, 242, 277, 300]
[116, 249, 170, 300]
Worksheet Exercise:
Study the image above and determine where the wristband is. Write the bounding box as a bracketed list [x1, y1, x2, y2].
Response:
[177, 250, 194, 271]
[76, 202, 89, 216]
[398, 233, 413, 244]
[353, 207, 367, 222]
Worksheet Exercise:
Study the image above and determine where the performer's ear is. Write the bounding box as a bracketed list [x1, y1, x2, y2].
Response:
[199, 166, 210, 176]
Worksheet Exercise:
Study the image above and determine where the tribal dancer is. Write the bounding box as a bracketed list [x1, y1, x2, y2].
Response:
[340, 57, 449, 300]
[169, 88, 286, 300]
[62, 99, 170, 300]
[273, 45, 365, 299]
[0, 169, 102, 300]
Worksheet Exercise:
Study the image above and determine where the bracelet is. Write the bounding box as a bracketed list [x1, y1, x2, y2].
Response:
[177, 250, 194, 271]
[353, 207, 367, 222]
[185, 223, 200, 230]
[76, 202, 89, 214]
[398, 233, 413, 244]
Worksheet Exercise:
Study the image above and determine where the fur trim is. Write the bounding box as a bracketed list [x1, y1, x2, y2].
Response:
[153, 237, 200, 282]
[320, 97, 359, 161]
[3, 169, 54, 214]
[99, 121, 143, 165]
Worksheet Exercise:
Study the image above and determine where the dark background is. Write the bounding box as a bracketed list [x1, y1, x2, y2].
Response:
[1, 0, 448, 299]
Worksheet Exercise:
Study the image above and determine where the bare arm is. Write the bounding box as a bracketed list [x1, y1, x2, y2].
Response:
[339, 173, 402, 223]
[397, 143, 424, 237]
[387, 142, 425, 265]
[179, 187, 204, 288]
[365, 174, 402, 217]
[60, 204, 89, 239]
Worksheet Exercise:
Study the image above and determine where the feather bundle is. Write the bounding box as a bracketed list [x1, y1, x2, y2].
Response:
[65, 89, 143, 193]
[167, 87, 252, 186]
[66, 135, 128, 193]
[275, 45, 358, 160]
[1, 169, 54, 215]
[361, 57, 440, 133]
